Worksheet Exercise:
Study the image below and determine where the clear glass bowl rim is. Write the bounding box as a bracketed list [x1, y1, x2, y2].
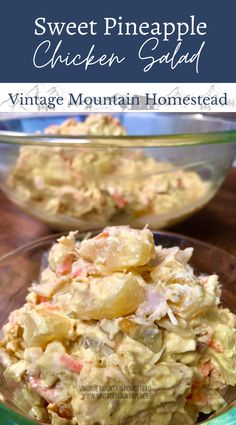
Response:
[0, 113, 236, 148]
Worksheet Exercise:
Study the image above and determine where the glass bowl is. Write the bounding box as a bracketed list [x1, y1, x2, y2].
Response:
[0, 113, 235, 231]
[1, 230, 236, 425]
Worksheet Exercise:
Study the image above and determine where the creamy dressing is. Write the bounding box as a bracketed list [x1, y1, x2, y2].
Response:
[1, 226, 236, 425]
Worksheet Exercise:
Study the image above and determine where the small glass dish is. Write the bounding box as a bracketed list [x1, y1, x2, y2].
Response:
[0, 230, 236, 425]
[0, 113, 235, 231]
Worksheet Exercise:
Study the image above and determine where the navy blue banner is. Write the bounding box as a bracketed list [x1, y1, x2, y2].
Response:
[0, 0, 235, 82]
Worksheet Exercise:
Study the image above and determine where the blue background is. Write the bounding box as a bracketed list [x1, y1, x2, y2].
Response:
[0, 0, 235, 82]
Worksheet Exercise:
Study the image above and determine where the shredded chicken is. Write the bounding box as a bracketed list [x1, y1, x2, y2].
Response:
[1, 226, 236, 425]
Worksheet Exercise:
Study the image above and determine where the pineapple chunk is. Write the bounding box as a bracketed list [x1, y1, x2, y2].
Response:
[55, 272, 144, 320]
[4, 360, 27, 382]
[78, 226, 155, 273]
[21, 309, 75, 347]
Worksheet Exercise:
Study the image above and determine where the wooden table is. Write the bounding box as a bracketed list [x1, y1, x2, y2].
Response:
[0, 168, 235, 257]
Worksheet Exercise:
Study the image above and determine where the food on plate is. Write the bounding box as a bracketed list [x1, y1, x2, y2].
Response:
[1, 226, 236, 425]
[7, 114, 210, 230]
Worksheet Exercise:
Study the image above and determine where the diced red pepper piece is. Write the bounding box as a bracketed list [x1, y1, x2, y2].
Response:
[71, 259, 93, 278]
[56, 254, 74, 275]
[111, 191, 129, 209]
[191, 379, 204, 389]
[95, 231, 110, 239]
[37, 296, 49, 304]
[59, 353, 87, 374]
[199, 360, 213, 377]
[209, 339, 223, 353]
[187, 390, 208, 405]
[44, 304, 61, 311]
[28, 377, 59, 403]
